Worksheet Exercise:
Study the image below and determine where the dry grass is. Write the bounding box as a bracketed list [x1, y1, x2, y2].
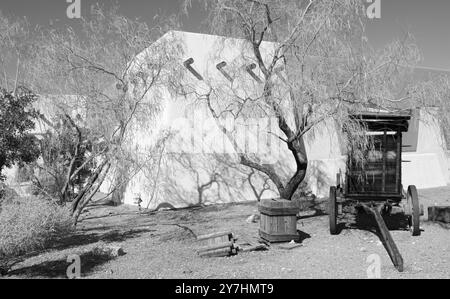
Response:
[0, 196, 74, 259]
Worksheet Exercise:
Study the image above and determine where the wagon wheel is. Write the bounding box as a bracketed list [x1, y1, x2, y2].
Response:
[407, 185, 421, 236]
[329, 186, 338, 235]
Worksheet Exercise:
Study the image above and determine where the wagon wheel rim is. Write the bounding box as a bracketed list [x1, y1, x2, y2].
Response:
[329, 186, 338, 235]
[407, 185, 420, 236]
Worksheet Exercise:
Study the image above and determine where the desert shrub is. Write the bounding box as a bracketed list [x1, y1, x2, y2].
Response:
[30, 170, 64, 199]
[15, 164, 35, 184]
[0, 196, 74, 259]
[0, 182, 18, 209]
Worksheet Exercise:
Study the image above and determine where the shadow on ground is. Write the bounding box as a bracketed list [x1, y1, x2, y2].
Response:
[297, 230, 312, 243]
[353, 209, 410, 231]
[7, 250, 116, 278]
[297, 197, 328, 220]
[1, 228, 154, 278]
[52, 228, 156, 251]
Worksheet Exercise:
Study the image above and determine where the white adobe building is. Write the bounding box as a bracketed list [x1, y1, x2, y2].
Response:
[98, 31, 450, 209]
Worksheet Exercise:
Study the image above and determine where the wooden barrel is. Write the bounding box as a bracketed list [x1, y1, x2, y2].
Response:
[259, 198, 300, 243]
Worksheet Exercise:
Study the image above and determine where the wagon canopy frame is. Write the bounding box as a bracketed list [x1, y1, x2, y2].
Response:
[344, 111, 412, 201]
[349, 111, 411, 133]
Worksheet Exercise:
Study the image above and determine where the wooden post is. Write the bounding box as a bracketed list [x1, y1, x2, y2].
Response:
[395, 131, 402, 194]
[428, 206, 450, 223]
[382, 131, 387, 192]
[199, 247, 233, 258]
[197, 241, 234, 254]
[196, 231, 235, 258]
[197, 231, 233, 246]
[362, 204, 404, 272]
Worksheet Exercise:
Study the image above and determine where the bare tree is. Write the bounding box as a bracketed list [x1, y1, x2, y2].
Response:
[23, 5, 182, 223]
[180, 0, 424, 200]
[0, 11, 31, 92]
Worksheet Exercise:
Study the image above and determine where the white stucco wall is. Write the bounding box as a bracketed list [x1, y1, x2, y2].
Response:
[100, 31, 449, 209]
[402, 109, 450, 188]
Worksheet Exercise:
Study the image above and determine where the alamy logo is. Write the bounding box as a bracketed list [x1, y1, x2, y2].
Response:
[366, 0, 381, 19]
[66, 0, 81, 19]
[366, 254, 381, 278]
[66, 254, 81, 279]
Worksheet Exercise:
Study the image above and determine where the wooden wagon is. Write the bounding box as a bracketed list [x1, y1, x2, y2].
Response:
[329, 112, 423, 272]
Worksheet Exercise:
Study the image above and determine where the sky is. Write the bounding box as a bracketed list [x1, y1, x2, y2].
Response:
[1, 0, 450, 70]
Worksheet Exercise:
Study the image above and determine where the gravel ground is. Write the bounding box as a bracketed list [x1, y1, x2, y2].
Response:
[4, 186, 450, 279]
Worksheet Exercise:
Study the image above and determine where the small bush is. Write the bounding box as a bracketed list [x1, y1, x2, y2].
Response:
[0, 182, 18, 209]
[0, 196, 74, 259]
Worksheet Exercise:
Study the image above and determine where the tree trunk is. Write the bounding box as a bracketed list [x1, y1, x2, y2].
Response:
[73, 163, 111, 225]
[280, 136, 308, 200]
[61, 114, 83, 203]
[71, 159, 109, 214]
